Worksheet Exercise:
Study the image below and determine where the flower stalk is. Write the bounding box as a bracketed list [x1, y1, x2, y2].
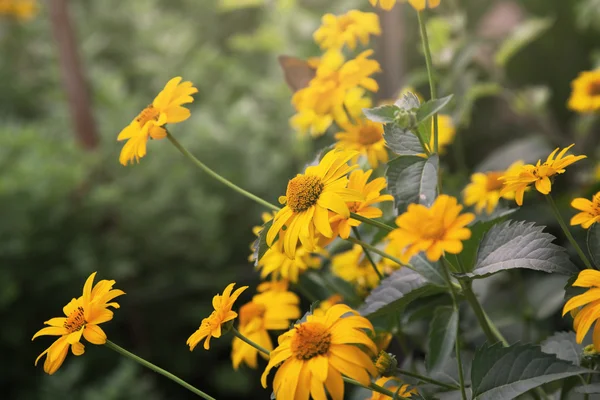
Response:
[352, 226, 383, 281]
[417, 10, 439, 155]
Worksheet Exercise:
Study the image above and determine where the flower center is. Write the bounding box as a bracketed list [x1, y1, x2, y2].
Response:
[238, 302, 266, 326]
[485, 172, 504, 191]
[286, 175, 324, 213]
[420, 220, 446, 240]
[135, 105, 160, 126]
[291, 322, 332, 360]
[64, 306, 86, 334]
[358, 125, 383, 145]
[588, 80, 600, 97]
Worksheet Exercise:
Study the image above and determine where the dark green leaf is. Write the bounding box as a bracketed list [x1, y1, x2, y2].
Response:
[474, 136, 552, 173]
[394, 92, 420, 110]
[495, 18, 554, 66]
[416, 118, 431, 148]
[426, 306, 458, 373]
[383, 124, 423, 156]
[386, 155, 438, 214]
[359, 268, 445, 317]
[576, 383, 600, 394]
[363, 105, 399, 123]
[459, 220, 578, 279]
[410, 253, 446, 286]
[540, 331, 582, 366]
[587, 223, 600, 268]
[472, 342, 593, 400]
[252, 219, 273, 265]
[416, 95, 453, 122]
[527, 275, 568, 320]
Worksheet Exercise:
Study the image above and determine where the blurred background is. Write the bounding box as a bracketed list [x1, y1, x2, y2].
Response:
[1, 0, 600, 399]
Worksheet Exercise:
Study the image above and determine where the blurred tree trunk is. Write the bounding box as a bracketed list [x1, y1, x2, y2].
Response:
[49, 0, 99, 150]
[376, 5, 405, 101]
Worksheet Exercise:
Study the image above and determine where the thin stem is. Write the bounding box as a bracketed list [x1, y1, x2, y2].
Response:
[417, 10, 439, 155]
[166, 131, 279, 212]
[104, 340, 216, 400]
[231, 326, 271, 356]
[346, 237, 414, 272]
[342, 376, 410, 399]
[350, 212, 395, 232]
[395, 368, 459, 391]
[460, 280, 509, 346]
[352, 227, 383, 281]
[546, 194, 593, 269]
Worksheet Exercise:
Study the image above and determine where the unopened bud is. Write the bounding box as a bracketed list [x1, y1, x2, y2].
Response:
[375, 351, 398, 377]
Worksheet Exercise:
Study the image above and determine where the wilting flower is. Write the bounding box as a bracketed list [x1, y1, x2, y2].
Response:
[291, 50, 380, 137]
[0, 0, 37, 20]
[187, 283, 248, 351]
[117, 77, 198, 165]
[32, 272, 125, 375]
[313, 294, 345, 317]
[335, 119, 389, 168]
[261, 304, 377, 400]
[424, 114, 455, 154]
[500, 144, 586, 206]
[463, 161, 524, 214]
[232, 285, 300, 369]
[571, 192, 600, 229]
[369, 0, 440, 11]
[267, 149, 362, 258]
[367, 377, 416, 400]
[329, 169, 393, 239]
[388, 195, 475, 262]
[314, 10, 381, 51]
[332, 245, 390, 291]
[568, 70, 600, 113]
[563, 270, 600, 350]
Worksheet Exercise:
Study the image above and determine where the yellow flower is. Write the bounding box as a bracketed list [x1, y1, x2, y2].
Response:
[367, 377, 416, 400]
[332, 245, 388, 291]
[463, 161, 524, 214]
[32, 272, 125, 375]
[369, 0, 440, 11]
[313, 294, 344, 317]
[571, 192, 600, 229]
[257, 280, 292, 293]
[500, 144, 587, 206]
[232, 287, 300, 369]
[257, 240, 323, 283]
[568, 70, 600, 113]
[261, 304, 378, 400]
[267, 149, 363, 258]
[563, 270, 600, 350]
[0, 0, 36, 19]
[291, 50, 380, 137]
[117, 77, 198, 166]
[335, 119, 389, 168]
[387, 194, 475, 262]
[313, 10, 381, 51]
[424, 114, 455, 154]
[329, 169, 394, 239]
[187, 283, 248, 351]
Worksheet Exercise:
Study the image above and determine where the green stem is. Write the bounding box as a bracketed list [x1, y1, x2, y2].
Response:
[352, 227, 383, 281]
[546, 194, 593, 269]
[417, 10, 439, 155]
[346, 237, 413, 271]
[166, 131, 279, 212]
[105, 340, 216, 400]
[231, 326, 271, 356]
[350, 212, 395, 232]
[460, 281, 509, 346]
[342, 376, 410, 399]
[395, 369, 459, 391]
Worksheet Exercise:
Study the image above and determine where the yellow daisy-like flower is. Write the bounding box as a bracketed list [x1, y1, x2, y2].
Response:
[314, 10, 381, 51]
[367, 377, 416, 400]
[332, 245, 390, 291]
[335, 119, 389, 168]
[463, 160, 524, 214]
[291, 50, 381, 137]
[266, 149, 363, 258]
[257, 241, 323, 283]
[500, 144, 587, 206]
[387, 194, 475, 262]
[117, 77, 198, 166]
[329, 169, 393, 239]
[369, 0, 440, 11]
[187, 283, 248, 351]
[0, 0, 37, 20]
[562, 270, 600, 350]
[313, 294, 345, 317]
[568, 70, 600, 113]
[571, 192, 600, 229]
[261, 304, 378, 400]
[32, 272, 125, 375]
[424, 114, 455, 154]
[232, 286, 300, 369]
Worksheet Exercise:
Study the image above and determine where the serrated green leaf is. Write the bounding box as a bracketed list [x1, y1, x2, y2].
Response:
[472, 342, 593, 400]
[383, 124, 423, 156]
[359, 268, 445, 317]
[426, 306, 458, 373]
[363, 105, 399, 123]
[416, 95, 453, 122]
[576, 383, 600, 394]
[252, 219, 273, 265]
[458, 220, 578, 279]
[386, 155, 438, 214]
[410, 253, 446, 286]
[495, 18, 554, 66]
[540, 331, 582, 366]
[587, 223, 600, 268]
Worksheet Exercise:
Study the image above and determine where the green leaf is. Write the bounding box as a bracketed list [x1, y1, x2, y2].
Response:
[576, 384, 600, 394]
[587, 223, 600, 268]
[359, 268, 445, 317]
[458, 220, 578, 279]
[383, 124, 423, 156]
[416, 95, 453, 122]
[540, 331, 582, 366]
[416, 118, 431, 148]
[252, 219, 273, 266]
[472, 342, 593, 400]
[363, 105, 399, 123]
[386, 154, 438, 214]
[426, 306, 458, 373]
[475, 136, 552, 173]
[410, 253, 446, 286]
[495, 18, 554, 66]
